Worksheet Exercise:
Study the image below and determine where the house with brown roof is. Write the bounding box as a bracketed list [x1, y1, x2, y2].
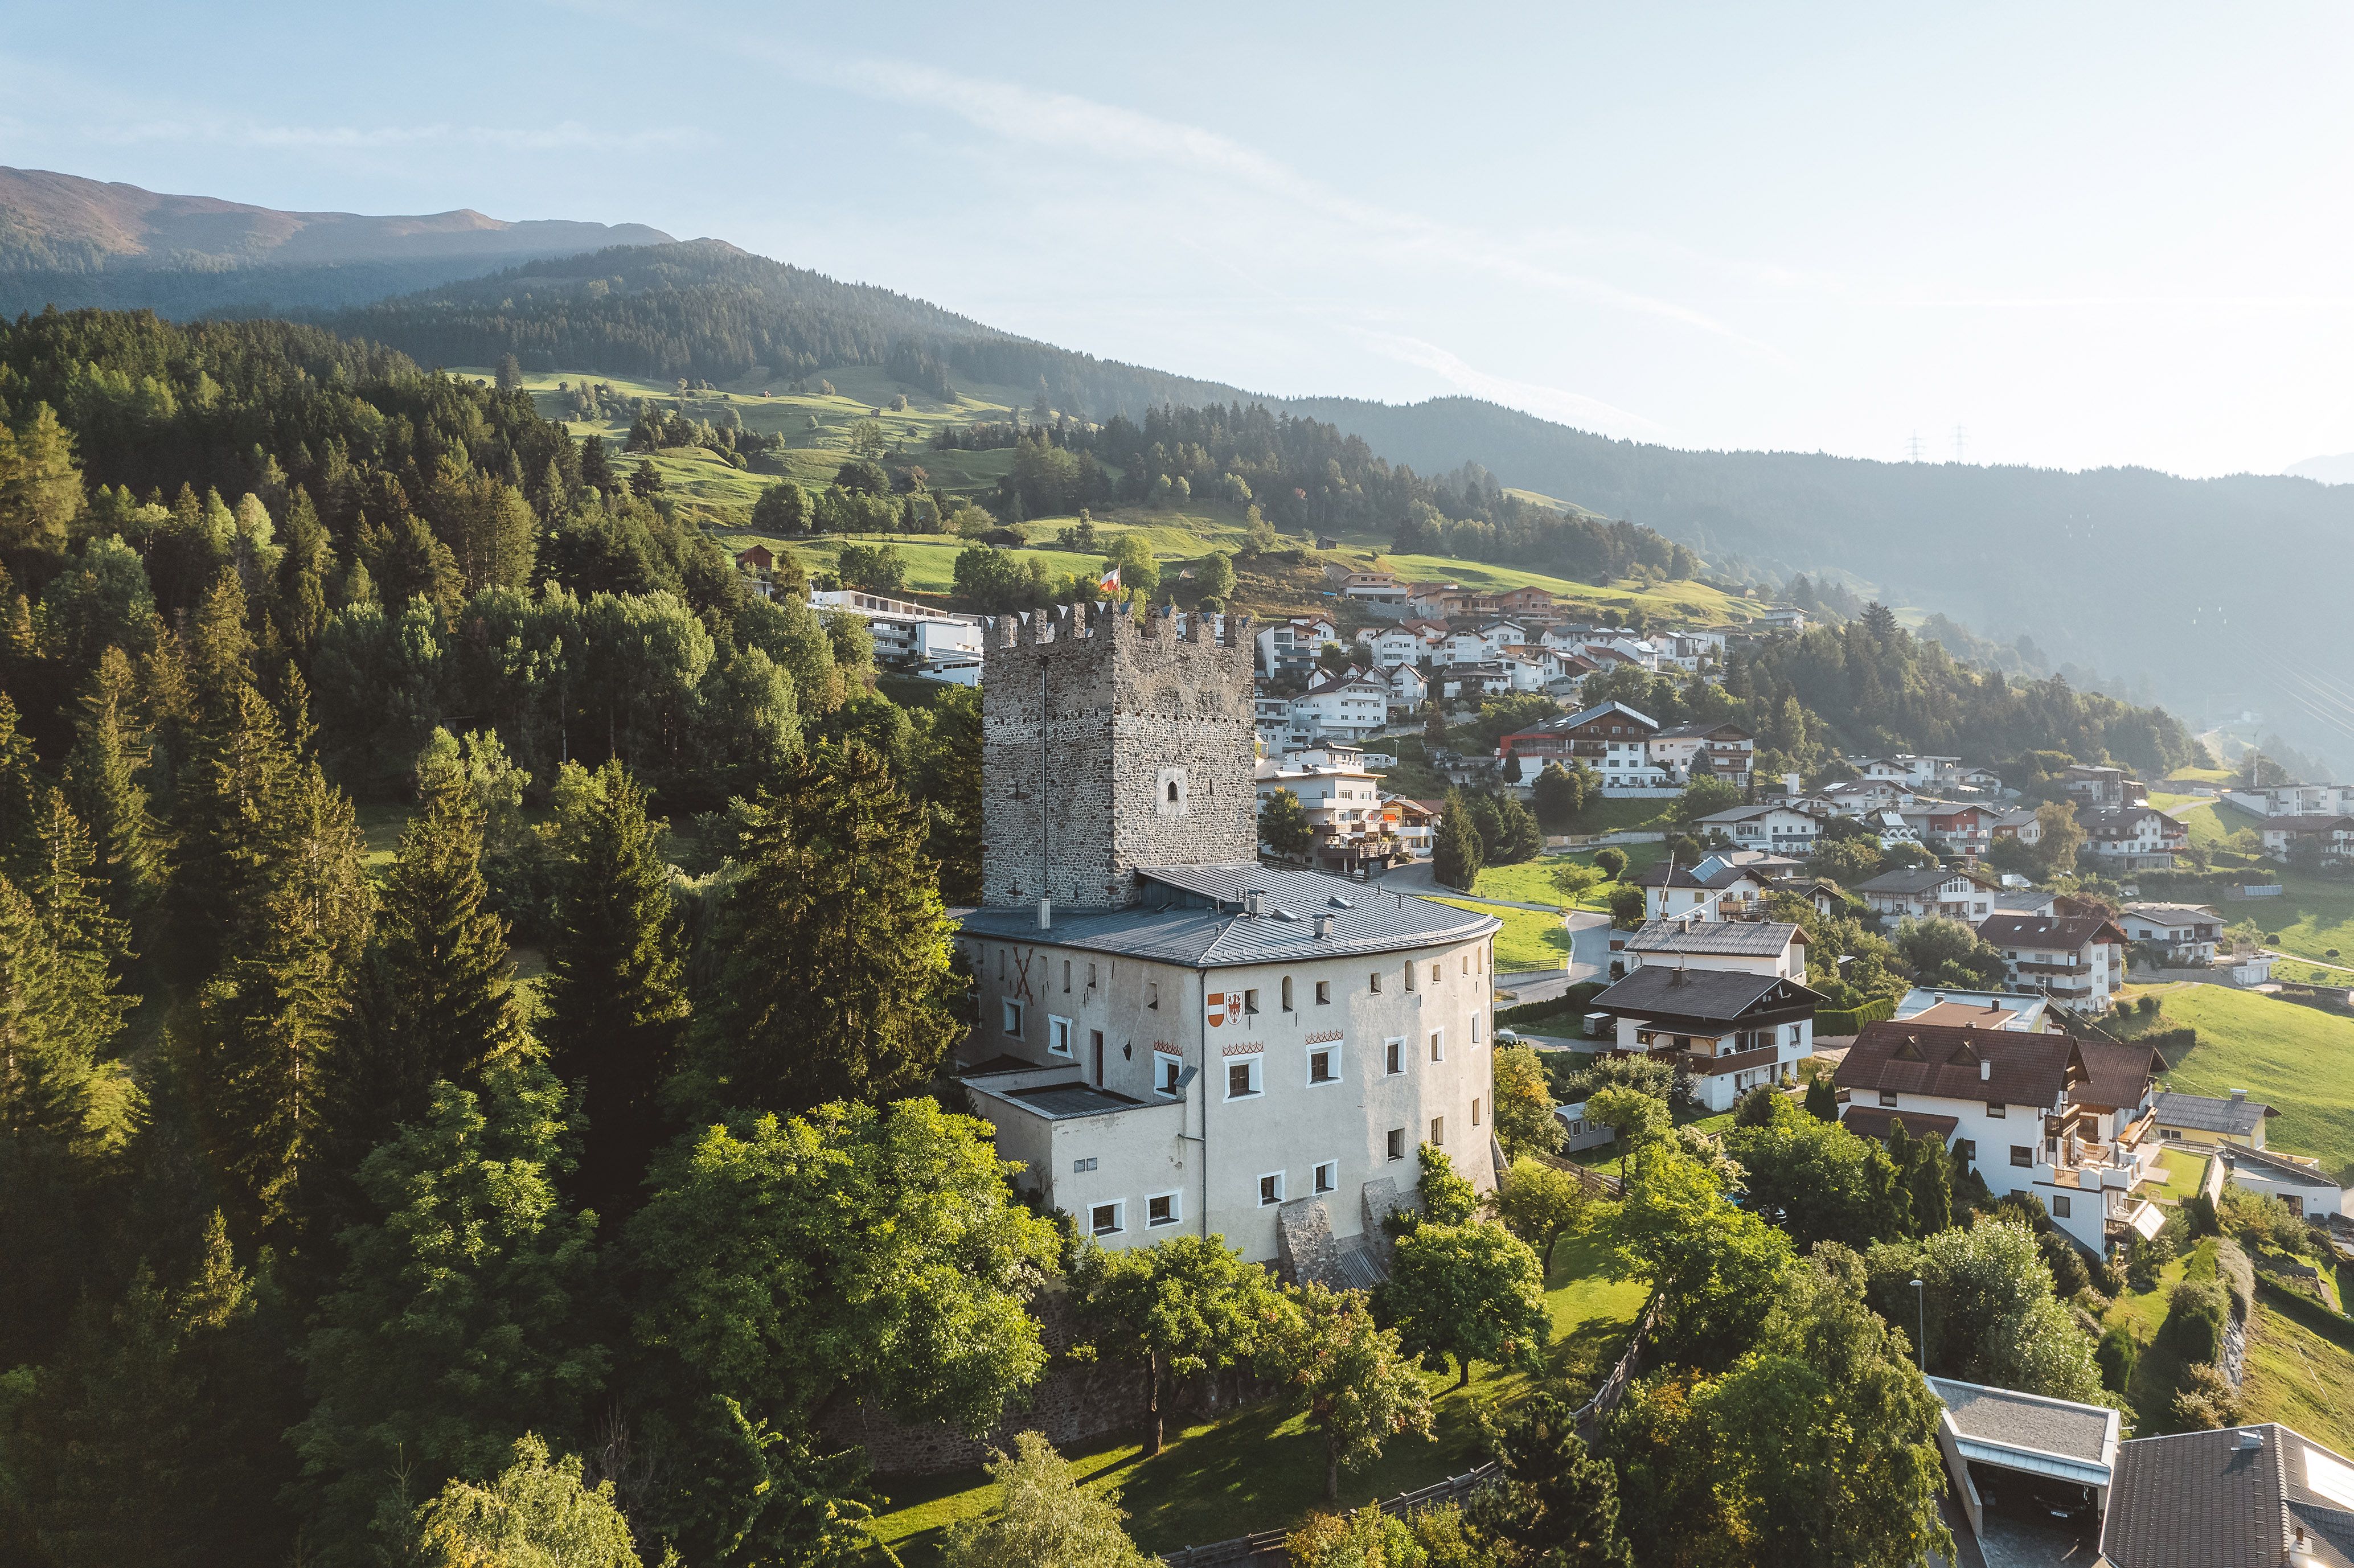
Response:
[1585, 965, 1823, 1112]
[2101, 1424, 2354, 1568]
[1976, 910, 2129, 1013]
[1834, 1020, 2162, 1255]
[1854, 863, 2000, 923]
[2259, 813, 2354, 865]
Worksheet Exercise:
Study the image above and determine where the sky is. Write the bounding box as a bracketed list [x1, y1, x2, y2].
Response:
[6, 2, 2354, 478]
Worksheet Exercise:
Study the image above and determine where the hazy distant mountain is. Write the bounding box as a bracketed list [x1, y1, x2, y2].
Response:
[2285, 452, 2354, 485]
[0, 166, 672, 316]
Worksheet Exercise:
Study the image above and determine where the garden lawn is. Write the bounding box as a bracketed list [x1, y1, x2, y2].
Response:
[1432, 899, 1570, 971]
[1469, 860, 1575, 909]
[1379, 555, 1752, 625]
[865, 1233, 1647, 1564]
[2135, 985, 2354, 1182]
[2101, 1241, 2208, 1435]
[1559, 798, 1682, 836]
[2151, 1148, 2209, 1203]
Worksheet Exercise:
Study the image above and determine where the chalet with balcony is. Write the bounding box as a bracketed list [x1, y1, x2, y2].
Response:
[1495, 700, 1660, 786]
[1692, 802, 1822, 853]
[1585, 965, 1823, 1113]
[1854, 864, 2000, 923]
[2259, 814, 2354, 865]
[1836, 1021, 2163, 1254]
[1976, 910, 2129, 1013]
[2119, 903, 2222, 964]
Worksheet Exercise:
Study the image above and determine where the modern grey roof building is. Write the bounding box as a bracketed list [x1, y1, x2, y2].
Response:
[2152, 1089, 2271, 1140]
[1621, 918, 1804, 960]
[2101, 1425, 2354, 1568]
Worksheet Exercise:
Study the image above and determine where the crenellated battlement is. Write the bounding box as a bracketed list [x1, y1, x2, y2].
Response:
[981, 603, 1259, 910]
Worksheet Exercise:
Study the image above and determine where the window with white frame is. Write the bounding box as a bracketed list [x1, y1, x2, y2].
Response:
[1089, 1201, 1123, 1237]
[1048, 1015, 1073, 1057]
[1002, 999, 1024, 1036]
[1146, 1191, 1181, 1227]
[1307, 1044, 1340, 1085]
[1258, 1172, 1285, 1206]
[1879, 1090, 1898, 1107]
[1154, 1051, 1183, 1098]
[1313, 1160, 1338, 1196]
[1385, 1038, 1405, 1074]
[1226, 1057, 1263, 1099]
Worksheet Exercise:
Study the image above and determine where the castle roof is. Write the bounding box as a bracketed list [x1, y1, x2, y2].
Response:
[953, 863, 1499, 967]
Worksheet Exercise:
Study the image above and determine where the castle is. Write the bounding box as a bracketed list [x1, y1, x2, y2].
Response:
[954, 601, 1502, 1279]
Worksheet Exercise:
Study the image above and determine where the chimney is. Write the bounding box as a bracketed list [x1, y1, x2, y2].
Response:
[1245, 889, 1266, 917]
[1315, 914, 1333, 939]
[1980, 1058, 1991, 1082]
[2229, 1087, 2247, 1103]
[2236, 1429, 2265, 1452]
[1036, 896, 1052, 931]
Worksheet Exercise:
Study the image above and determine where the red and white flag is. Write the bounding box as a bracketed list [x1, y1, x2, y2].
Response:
[1097, 565, 1122, 593]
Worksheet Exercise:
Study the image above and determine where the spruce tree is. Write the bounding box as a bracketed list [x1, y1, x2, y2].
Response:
[171, 683, 301, 975]
[61, 646, 165, 924]
[1432, 790, 1484, 891]
[1906, 1134, 1955, 1234]
[186, 569, 255, 714]
[275, 485, 333, 656]
[683, 740, 957, 1117]
[314, 757, 528, 1206]
[0, 689, 47, 879]
[541, 760, 688, 1218]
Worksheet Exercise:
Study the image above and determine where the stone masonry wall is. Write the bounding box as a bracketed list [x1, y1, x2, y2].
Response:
[981, 602, 1258, 910]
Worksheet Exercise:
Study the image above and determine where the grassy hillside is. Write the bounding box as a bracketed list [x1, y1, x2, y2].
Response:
[2116, 984, 2354, 1180]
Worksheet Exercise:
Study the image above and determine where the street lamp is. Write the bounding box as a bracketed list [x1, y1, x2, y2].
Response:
[1910, 1278, 1927, 1372]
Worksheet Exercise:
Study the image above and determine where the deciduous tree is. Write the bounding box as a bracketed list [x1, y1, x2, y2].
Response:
[942, 1432, 1151, 1568]
[1263, 1283, 1436, 1503]
[1072, 1233, 1287, 1455]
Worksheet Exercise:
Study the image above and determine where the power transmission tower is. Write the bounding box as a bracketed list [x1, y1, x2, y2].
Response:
[1951, 425, 1967, 463]
[1906, 430, 1924, 462]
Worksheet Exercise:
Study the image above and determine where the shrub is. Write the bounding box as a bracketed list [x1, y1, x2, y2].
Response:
[2040, 1232, 2091, 1298]
[2095, 1323, 2138, 1394]
[2095, 1256, 2128, 1297]
[1592, 847, 1627, 879]
[2160, 1279, 2229, 1366]
[2168, 1362, 2237, 1431]
[2213, 1238, 2255, 1320]
[2183, 1192, 2220, 1238]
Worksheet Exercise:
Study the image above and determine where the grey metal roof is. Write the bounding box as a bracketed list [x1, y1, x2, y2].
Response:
[1589, 966, 1816, 1023]
[2103, 1426, 2354, 1568]
[1002, 1083, 1149, 1119]
[2221, 1144, 2342, 1190]
[1623, 919, 1801, 957]
[953, 863, 1499, 968]
[1856, 864, 1991, 895]
[1929, 1377, 2117, 1469]
[2154, 1090, 2269, 1137]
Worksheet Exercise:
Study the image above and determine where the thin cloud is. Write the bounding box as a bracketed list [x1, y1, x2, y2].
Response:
[1352, 330, 1671, 442]
[791, 52, 1765, 348]
[74, 118, 700, 154]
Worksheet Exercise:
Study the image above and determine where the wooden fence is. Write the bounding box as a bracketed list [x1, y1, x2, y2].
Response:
[1157, 1295, 1661, 1566]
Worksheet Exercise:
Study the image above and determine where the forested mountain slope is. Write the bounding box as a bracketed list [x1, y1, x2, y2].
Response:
[0, 165, 672, 317]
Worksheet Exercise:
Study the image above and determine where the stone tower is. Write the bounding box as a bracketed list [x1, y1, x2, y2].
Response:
[981, 602, 1257, 911]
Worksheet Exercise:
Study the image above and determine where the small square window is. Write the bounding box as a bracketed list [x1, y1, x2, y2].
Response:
[1090, 1202, 1122, 1236]
[1002, 999, 1024, 1036]
[2009, 1146, 2033, 1168]
[1386, 1039, 1404, 1074]
[1430, 1116, 1445, 1146]
[1049, 1016, 1073, 1057]
[1879, 1090, 1898, 1108]
[1314, 1160, 1338, 1196]
[1244, 988, 1260, 1016]
[1315, 980, 1331, 1005]
[1154, 1051, 1183, 1098]
[1147, 1193, 1178, 1226]
[1956, 1139, 1976, 1162]
[2051, 1195, 2072, 1218]
[1228, 1060, 1261, 1099]
[1260, 1172, 1285, 1206]
[1309, 1048, 1337, 1085]
[1073, 1156, 1098, 1173]
[1387, 1128, 1406, 1161]
[1987, 1102, 2006, 1118]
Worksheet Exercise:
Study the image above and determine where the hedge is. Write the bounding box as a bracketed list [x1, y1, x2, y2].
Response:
[2132, 1026, 2199, 1066]
[2255, 1276, 2354, 1353]
[1498, 982, 1604, 1030]
[1815, 996, 1899, 1037]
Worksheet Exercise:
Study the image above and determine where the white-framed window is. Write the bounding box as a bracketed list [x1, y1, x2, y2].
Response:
[1430, 1116, 1446, 1146]
[1315, 979, 1331, 1005]
[1386, 1128, 1406, 1161]
[1226, 1057, 1263, 1099]
[1048, 1015, 1073, 1057]
[1258, 1171, 1285, 1206]
[1154, 1051, 1183, 1098]
[1385, 1037, 1405, 1074]
[1471, 1014, 1483, 1045]
[1307, 1043, 1341, 1086]
[1090, 1201, 1123, 1237]
[1430, 1029, 1445, 1062]
[1313, 1160, 1338, 1196]
[1002, 999, 1024, 1036]
[1073, 1156, 1099, 1173]
[1879, 1090, 1898, 1107]
[1987, 1102, 2007, 1118]
[1146, 1191, 1181, 1227]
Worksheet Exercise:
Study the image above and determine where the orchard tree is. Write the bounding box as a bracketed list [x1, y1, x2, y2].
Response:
[1381, 1218, 1550, 1387]
[1264, 1283, 1436, 1503]
[1490, 1156, 1589, 1272]
[1072, 1233, 1287, 1455]
[942, 1432, 1150, 1568]
[1491, 1041, 1564, 1159]
[1259, 787, 1314, 859]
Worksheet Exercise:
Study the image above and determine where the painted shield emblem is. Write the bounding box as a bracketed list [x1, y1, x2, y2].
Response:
[1206, 991, 1228, 1027]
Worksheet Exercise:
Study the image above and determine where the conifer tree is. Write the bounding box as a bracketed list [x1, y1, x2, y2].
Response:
[275, 485, 333, 656]
[186, 569, 255, 712]
[190, 761, 372, 1235]
[26, 787, 136, 1031]
[314, 756, 528, 1201]
[0, 874, 133, 1160]
[1432, 789, 1484, 890]
[0, 690, 47, 879]
[290, 1062, 604, 1568]
[171, 683, 301, 974]
[683, 740, 957, 1117]
[61, 646, 166, 923]
[540, 760, 688, 1218]
[2, 1213, 299, 1568]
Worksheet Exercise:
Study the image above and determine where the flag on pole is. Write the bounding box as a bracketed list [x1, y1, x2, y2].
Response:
[1097, 564, 1122, 593]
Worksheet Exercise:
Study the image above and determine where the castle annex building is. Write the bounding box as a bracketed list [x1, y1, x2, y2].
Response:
[954, 603, 1500, 1280]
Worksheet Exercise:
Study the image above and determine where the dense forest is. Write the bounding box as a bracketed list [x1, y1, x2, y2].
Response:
[312, 241, 1260, 420]
[0, 307, 996, 1567]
